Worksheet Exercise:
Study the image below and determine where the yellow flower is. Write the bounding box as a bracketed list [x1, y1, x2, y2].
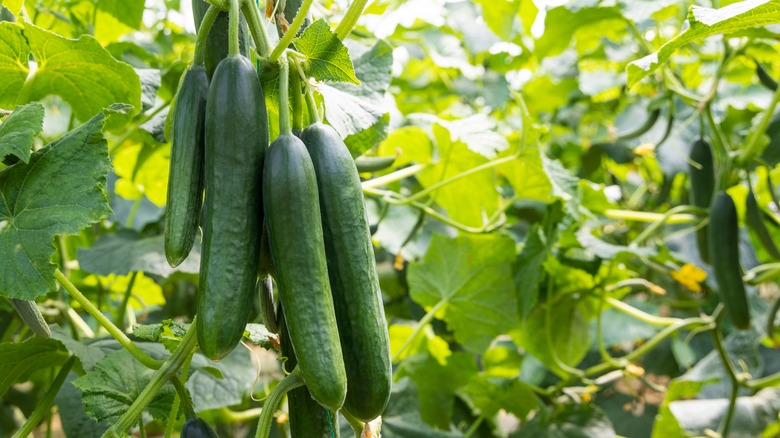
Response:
[671, 263, 707, 292]
[634, 143, 655, 156]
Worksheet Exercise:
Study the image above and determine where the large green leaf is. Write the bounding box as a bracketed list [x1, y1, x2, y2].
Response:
[0, 101, 44, 163]
[382, 378, 462, 438]
[187, 349, 256, 412]
[627, 0, 780, 87]
[535, 2, 623, 58]
[408, 233, 517, 354]
[97, 0, 145, 29]
[0, 337, 69, 396]
[511, 403, 616, 437]
[0, 105, 126, 300]
[0, 22, 140, 126]
[293, 19, 359, 84]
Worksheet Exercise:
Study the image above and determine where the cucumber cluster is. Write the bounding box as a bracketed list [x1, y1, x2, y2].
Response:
[164, 0, 391, 428]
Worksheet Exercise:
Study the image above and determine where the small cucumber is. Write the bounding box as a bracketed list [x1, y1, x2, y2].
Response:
[301, 123, 392, 421]
[688, 138, 715, 264]
[263, 133, 346, 411]
[708, 192, 751, 330]
[10, 298, 50, 338]
[746, 187, 780, 260]
[355, 155, 397, 173]
[198, 55, 268, 360]
[181, 416, 219, 438]
[164, 64, 208, 267]
[278, 305, 339, 438]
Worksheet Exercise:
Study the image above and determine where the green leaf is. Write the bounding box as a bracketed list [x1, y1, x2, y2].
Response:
[627, 0, 780, 87]
[244, 323, 278, 350]
[382, 378, 462, 438]
[463, 375, 541, 419]
[55, 373, 110, 438]
[510, 403, 616, 437]
[396, 351, 478, 429]
[0, 101, 43, 163]
[576, 221, 657, 260]
[475, 0, 521, 40]
[133, 320, 190, 342]
[0, 22, 140, 127]
[73, 347, 174, 425]
[535, 2, 623, 58]
[187, 349, 257, 412]
[0, 337, 69, 396]
[408, 233, 518, 354]
[50, 325, 108, 373]
[320, 39, 393, 155]
[0, 105, 127, 300]
[97, 0, 145, 29]
[293, 19, 359, 84]
[78, 231, 200, 278]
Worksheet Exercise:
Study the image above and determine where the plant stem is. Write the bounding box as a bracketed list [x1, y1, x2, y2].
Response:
[629, 205, 703, 246]
[104, 321, 199, 436]
[171, 376, 196, 419]
[335, 0, 368, 40]
[11, 356, 75, 438]
[463, 416, 484, 438]
[362, 164, 429, 189]
[218, 407, 264, 422]
[115, 271, 138, 329]
[290, 61, 303, 131]
[604, 297, 681, 327]
[341, 410, 364, 436]
[269, 0, 314, 61]
[242, 0, 271, 58]
[228, 0, 240, 56]
[254, 368, 305, 438]
[55, 269, 164, 370]
[278, 56, 292, 136]
[738, 79, 780, 165]
[193, 5, 220, 65]
[391, 301, 446, 362]
[304, 86, 320, 124]
[711, 325, 740, 437]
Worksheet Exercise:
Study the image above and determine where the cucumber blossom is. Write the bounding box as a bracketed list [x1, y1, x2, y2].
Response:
[301, 123, 392, 421]
[263, 133, 347, 411]
[198, 54, 268, 360]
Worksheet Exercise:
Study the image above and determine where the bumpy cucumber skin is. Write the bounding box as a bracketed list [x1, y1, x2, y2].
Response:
[11, 298, 50, 338]
[191, 0, 250, 79]
[181, 417, 219, 438]
[164, 65, 208, 267]
[301, 123, 391, 421]
[263, 134, 346, 411]
[708, 192, 751, 330]
[279, 306, 339, 438]
[198, 55, 268, 360]
[689, 138, 715, 264]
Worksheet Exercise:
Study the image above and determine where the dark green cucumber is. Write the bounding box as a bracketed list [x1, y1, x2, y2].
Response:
[279, 305, 339, 438]
[756, 61, 779, 91]
[164, 64, 208, 267]
[688, 138, 715, 264]
[181, 416, 219, 438]
[198, 55, 268, 360]
[301, 123, 391, 421]
[10, 298, 50, 338]
[191, 0, 250, 79]
[355, 155, 396, 173]
[709, 192, 751, 330]
[263, 133, 346, 411]
[746, 187, 780, 260]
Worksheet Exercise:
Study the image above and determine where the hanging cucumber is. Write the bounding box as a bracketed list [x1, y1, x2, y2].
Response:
[301, 122, 392, 421]
[197, 1, 268, 361]
[263, 59, 346, 411]
[355, 155, 397, 173]
[164, 61, 209, 267]
[10, 298, 50, 338]
[181, 416, 219, 438]
[191, 0, 250, 79]
[708, 192, 751, 330]
[688, 138, 715, 264]
[278, 304, 339, 438]
[745, 186, 780, 260]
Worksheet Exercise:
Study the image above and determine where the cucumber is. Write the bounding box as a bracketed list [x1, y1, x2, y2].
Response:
[191, 0, 250, 79]
[181, 417, 219, 438]
[708, 192, 751, 330]
[164, 64, 208, 267]
[10, 298, 50, 338]
[198, 54, 268, 360]
[746, 186, 780, 260]
[279, 305, 339, 438]
[263, 133, 346, 411]
[688, 138, 715, 264]
[355, 155, 396, 173]
[300, 123, 391, 421]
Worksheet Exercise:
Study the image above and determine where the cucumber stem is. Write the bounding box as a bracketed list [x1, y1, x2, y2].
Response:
[55, 269, 164, 370]
[10, 356, 75, 438]
[254, 367, 305, 438]
[335, 0, 369, 40]
[290, 60, 303, 132]
[269, 0, 314, 62]
[242, 0, 271, 58]
[228, 0, 240, 56]
[193, 5, 220, 65]
[278, 56, 292, 136]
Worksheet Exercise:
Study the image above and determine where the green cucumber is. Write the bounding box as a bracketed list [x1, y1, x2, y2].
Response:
[688, 138, 715, 264]
[10, 298, 50, 338]
[355, 155, 397, 173]
[301, 123, 391, 421]
[181, 416, 219, 438]
[279, 305, 339, 438]
[708, 192, 751, 330]
[198, 54, 268, 360]
[164, 64, 208, 267]
[746, 186, 780, 260]
[263, 133, 346, 411]
[191, 0, 250, 79]
[756, 61, 779, 91]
